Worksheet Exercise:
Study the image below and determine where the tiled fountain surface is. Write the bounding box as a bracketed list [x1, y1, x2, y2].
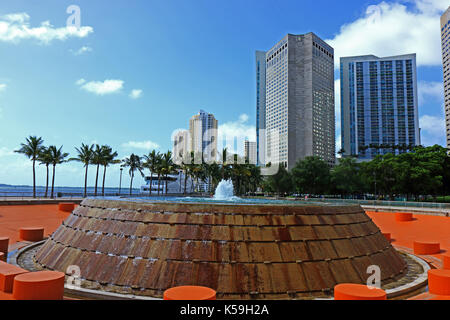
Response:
[29, 198, 412, 300]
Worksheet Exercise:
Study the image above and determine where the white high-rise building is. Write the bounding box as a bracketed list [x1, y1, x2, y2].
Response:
[189, 110, 218, 162]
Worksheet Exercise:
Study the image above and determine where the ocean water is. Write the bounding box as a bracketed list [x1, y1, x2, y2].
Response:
[0, 185, 141, 198]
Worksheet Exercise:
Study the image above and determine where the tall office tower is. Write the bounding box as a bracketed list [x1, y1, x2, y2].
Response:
[340, 54, 420, 160]
[172, 130, 190, 164]
[244, 140, 257, 164]
[257, 33, 335, 170]
[256, 50, 267, 166]
[441, 6, 450, 149]
[189, 110, 218, 162]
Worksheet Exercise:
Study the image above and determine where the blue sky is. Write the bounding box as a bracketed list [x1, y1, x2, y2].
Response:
[0, 0, 448, 188]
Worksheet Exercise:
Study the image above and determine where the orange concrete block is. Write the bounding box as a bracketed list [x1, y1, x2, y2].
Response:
[163, 286, 217, 300]
[413, 241, 440, 255]
[382, 233, 391, 241]
[19, 227, 44, 242]
[0, 237, 9, 256]
[428, 269, 450, 296]
[395, 212, 413, 222]
[443, 254, 450, 270]
[12, 271, 65, 300]
[58, 203, 75, 212]
[334, 284, 387, 300]
[0, 262, 29, 293]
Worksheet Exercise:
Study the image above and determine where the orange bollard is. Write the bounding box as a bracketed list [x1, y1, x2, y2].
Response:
[0, 237, 9, 257]
[382, 233, 391, 241]
[58, 203, 75, 212]
[163, 286, 217, 300]
[19, 227, 44, 242]
[413, 241, 441, 255]
[443, 254, 450, 270]
[395, 212, 413, 222]
[334, 284, 387, 300]
[428, 269, 450, 296]
[0, 263, 29, 293]
[12, 271, 65, 300]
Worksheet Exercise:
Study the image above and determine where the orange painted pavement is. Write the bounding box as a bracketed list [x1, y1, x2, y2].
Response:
[366, 211, 450, 262]
[0, 205, 71, 245]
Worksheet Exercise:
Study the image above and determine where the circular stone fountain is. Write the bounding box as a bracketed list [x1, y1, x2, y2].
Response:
[30, 196, 411, 299]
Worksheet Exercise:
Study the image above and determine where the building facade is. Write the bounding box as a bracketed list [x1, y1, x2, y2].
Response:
[340, 54, 420, 160]
[256, 50, 267, 166]
[442, 6, 450, 149]
[189, 110, 218, 162]
[244, 140, 257, 164]
[172, 130, 190, 164]
[257, 33, 335, 170]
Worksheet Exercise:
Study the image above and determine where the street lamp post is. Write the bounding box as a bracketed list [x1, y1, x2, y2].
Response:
[119, 167, 123, 195]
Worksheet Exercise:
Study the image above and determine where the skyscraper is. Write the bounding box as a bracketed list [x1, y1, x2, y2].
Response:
[244, 140, 257, 165]
[441, 6, 450, 149]
[256, 51, 267, 166]
[256, 33, 335, 170]
[189, 110, 218, 162]
[340, 54, 420, 160]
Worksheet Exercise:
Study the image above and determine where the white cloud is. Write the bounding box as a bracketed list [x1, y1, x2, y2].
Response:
[218, 114, 256, 155]
[72, 46, 92, 55]
[0, 147, 14, 157]
[0, 84, 6, 92]
[0, 12, 93, 44]
[326, 0, 447, 69]
[77, 79, 124, 95]
[418, 81, 444, 103]
[121, 140, 160, 151]
[419, 114, 446, 146]
[129, 89, 143, 99]
[75, 78, 86, 86]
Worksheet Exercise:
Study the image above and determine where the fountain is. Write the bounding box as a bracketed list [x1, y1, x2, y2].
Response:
[213, 179, 239, 201]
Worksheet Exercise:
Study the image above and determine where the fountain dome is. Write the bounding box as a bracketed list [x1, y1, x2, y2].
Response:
[33, 198, 407, 299]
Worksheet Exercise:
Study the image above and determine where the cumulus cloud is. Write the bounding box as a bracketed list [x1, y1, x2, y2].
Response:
[77, 79, 124, 95]
[218, 114, 256, 155]
[129, 89, 143, 99]
[71, 46, 92, 55]
[418, 81, 444, 103]
[0, 84, 6, 92]
[326, 0, 447, 69]
[0, 12, 93, 44]
[420, 114, 446, 146]
[121, 140, 160, 151]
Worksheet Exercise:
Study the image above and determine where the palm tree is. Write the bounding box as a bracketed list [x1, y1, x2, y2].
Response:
[38, 147, 52, 198]
[48, 146, 69, 198]
[143, 150, 161, 196]
[92, 145, 103, 197]
[70, 143, 94, 197]
[122, 154, 144, 196]
[15, 136, 45, 198]
[160, 151, 175, 195]
[100, 146, 119, 196]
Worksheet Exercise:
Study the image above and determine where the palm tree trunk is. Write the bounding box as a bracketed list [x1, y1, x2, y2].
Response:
[157, 173, 161, 196]
[130, 173, 134, 196]
[84, 165, 88, 198]
[149, 173, 153, 196]
[102, 166, 107, 196]
[45, 164, 49, 198]
[51, 164, 56, 198]
[94, 164, 99, 196]
[32, 159, 36, 198]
